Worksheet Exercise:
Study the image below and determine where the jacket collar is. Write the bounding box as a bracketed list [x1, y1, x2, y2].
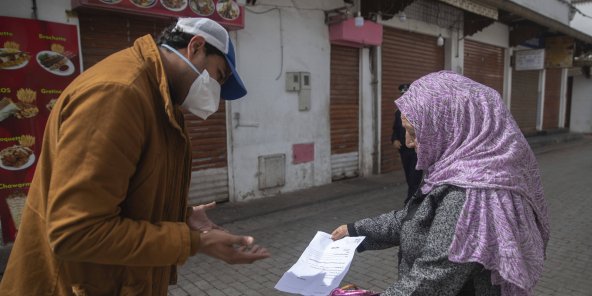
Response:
[132, 35, 187, 138]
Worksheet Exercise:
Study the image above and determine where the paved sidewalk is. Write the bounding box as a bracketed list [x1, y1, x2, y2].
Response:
[169, 135, 592, 296]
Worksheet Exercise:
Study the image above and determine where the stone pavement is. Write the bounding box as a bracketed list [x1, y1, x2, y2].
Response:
[168, 135, 592, 296]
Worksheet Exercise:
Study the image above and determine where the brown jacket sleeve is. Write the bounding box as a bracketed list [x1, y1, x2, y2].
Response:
[46, 82, 193, 266]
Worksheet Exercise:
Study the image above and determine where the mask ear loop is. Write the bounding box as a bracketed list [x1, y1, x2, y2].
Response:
[161, 44, 201, 75]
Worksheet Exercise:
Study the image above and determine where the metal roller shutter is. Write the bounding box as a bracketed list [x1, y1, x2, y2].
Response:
[510, 69, 539, 133]
[464, 39, 504, 95]
[543, 68, 561, 130]
[78, 10, 172, 70]
[381, 27, 444, 173]
[330, 45, 359, 180]
[78, 10, 229, 204]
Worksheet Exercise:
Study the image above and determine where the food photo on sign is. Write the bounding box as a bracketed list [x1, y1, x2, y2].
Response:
[0, 89, 40, 122]
[0, 41, 31, 70]
[0, 135, 36, 172]
[217, 0, 240, 20]
[190, 0, 215, 15]
[37, 43, 77, 76]
[161, 0, 188, 11]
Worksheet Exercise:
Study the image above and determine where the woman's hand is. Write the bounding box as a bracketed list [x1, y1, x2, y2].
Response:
[331, 224, 349, 241]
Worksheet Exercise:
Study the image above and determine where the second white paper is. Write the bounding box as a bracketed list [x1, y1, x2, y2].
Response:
[275, 231, 365, 296]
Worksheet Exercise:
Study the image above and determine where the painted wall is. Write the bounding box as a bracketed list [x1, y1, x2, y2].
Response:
[466, 22, 509, 48]
[511, 0, 570, 25]
[569, 3, 592, 133]
[359, 47, 375, 177]
[570, 75, 592, 133]
[229, 0, 343, 201]
[0, 0, 78, 25]
[571, 3, 592, 36]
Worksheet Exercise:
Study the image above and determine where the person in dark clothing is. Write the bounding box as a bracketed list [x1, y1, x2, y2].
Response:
[392, 83, 422, 204]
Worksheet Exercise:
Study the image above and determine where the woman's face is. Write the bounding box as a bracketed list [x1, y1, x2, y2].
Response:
[401, 115, 417, 149]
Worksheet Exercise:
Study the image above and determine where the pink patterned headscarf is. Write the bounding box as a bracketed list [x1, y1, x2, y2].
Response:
[395, 71, 549, 295]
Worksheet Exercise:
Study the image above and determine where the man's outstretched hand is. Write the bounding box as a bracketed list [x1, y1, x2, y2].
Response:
[198, 230, 271, 264]
[187, 202, 224, 232]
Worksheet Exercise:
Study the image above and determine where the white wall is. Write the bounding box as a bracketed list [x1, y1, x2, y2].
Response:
[230, 0, 342, 201]
[569, 3, 592, 133]
[511, 0, 570, 25]
[0, 0, 77, 25]
[466, 22, 509, 48]
[570, 75, 592, 133]
[359, 47, 374, 177]
[571, 3, 592, 36]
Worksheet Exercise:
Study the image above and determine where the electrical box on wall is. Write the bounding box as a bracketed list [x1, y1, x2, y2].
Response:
[286, 72, 300, 91]
[286, 71, 312, 111]
[298, 72, 311, 111]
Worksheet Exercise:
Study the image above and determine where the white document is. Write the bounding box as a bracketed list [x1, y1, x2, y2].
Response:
[275, 231, 365, 296]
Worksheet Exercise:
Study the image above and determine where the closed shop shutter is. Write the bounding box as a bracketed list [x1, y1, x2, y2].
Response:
[330, 45, 359, 180]
[543, 68, 562, 130]
[78, 10, 172, 70]
[464, 39, 504, 95]
[381, 27, 444, 173]
[78, 10, 229, 204]
[510, 69, 539, 133]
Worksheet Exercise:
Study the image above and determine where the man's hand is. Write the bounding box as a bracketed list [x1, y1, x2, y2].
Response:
[331, 224, 349, 241]
[393, 140, 402, 150]
[198, 230, 271, 264]
[187, 202, 224, 232]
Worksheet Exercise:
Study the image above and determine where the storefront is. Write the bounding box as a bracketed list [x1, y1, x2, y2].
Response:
[380, 27, 445, 173]
[329, 44, 360, 180]
[510, 68, 540, 133]
[464, 39, 505, 95]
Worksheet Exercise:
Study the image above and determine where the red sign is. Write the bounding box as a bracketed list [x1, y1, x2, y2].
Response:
[0, 16, 81, 244]
[72, 0, 245, 30]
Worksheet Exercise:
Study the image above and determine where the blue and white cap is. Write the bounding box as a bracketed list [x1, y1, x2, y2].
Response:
[175, 17, 246, 100]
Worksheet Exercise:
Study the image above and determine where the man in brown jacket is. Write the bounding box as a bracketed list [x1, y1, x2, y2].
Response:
[0, 18, 269, 295]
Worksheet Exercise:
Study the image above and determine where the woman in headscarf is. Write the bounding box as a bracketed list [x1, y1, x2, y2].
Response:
[331, 71, 549, 296]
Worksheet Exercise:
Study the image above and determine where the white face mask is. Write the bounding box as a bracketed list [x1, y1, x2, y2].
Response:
[162, 44, 221, 120]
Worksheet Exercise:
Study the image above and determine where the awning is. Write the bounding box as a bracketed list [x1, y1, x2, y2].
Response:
[439, 0, 498, 20]
[476, 0, 592, 44]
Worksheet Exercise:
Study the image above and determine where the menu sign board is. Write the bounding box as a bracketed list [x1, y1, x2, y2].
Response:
[72, 0, 245, 30]
[0, 16, 81, 244]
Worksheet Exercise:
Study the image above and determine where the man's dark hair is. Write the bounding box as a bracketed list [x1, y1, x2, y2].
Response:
[157, 23, 225, 58]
